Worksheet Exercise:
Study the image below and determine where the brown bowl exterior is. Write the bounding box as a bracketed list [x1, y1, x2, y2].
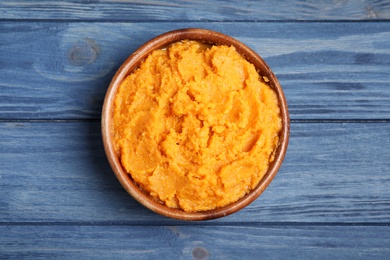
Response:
[101, 28, 290, 221]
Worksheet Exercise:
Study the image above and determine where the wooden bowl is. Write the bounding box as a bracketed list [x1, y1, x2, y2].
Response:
[101, 28, 290, 221]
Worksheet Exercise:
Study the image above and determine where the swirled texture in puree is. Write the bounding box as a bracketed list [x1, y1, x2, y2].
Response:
[113, 40, 282, 212]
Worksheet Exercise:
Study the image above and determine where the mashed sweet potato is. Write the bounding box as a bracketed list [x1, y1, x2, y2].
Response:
[113, 40, 282, 212]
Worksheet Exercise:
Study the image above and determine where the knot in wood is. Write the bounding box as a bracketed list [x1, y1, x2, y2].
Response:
[192, 246, 209, 260]
[68, 38, 99, 66]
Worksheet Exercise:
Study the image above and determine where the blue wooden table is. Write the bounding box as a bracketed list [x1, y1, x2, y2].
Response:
[1, 1, 390, 259]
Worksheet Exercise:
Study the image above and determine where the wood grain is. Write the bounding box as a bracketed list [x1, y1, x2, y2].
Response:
[1, 225, 389, 259]
[1, 122, 389, 223]
[1, 0, 389, 258]
[0, 0, 389, 21]
[1, 22, 389, 120]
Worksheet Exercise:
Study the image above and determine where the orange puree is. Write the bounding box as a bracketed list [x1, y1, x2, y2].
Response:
[113, 40, 282, 212]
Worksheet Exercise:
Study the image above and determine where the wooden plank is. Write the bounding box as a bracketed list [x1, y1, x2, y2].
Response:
[1, 121, 389, 223]
[1, 225, 389, 259]
[0, 0, 389, 21]
[0, 22, 389, 120]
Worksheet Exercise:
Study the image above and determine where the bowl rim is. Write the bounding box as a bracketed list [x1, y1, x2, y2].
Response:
[101, 28, 290, 221]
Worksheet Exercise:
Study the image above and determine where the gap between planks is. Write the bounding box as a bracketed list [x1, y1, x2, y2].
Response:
[0, 221, 389, 227]
[1, 19, 390, 23]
